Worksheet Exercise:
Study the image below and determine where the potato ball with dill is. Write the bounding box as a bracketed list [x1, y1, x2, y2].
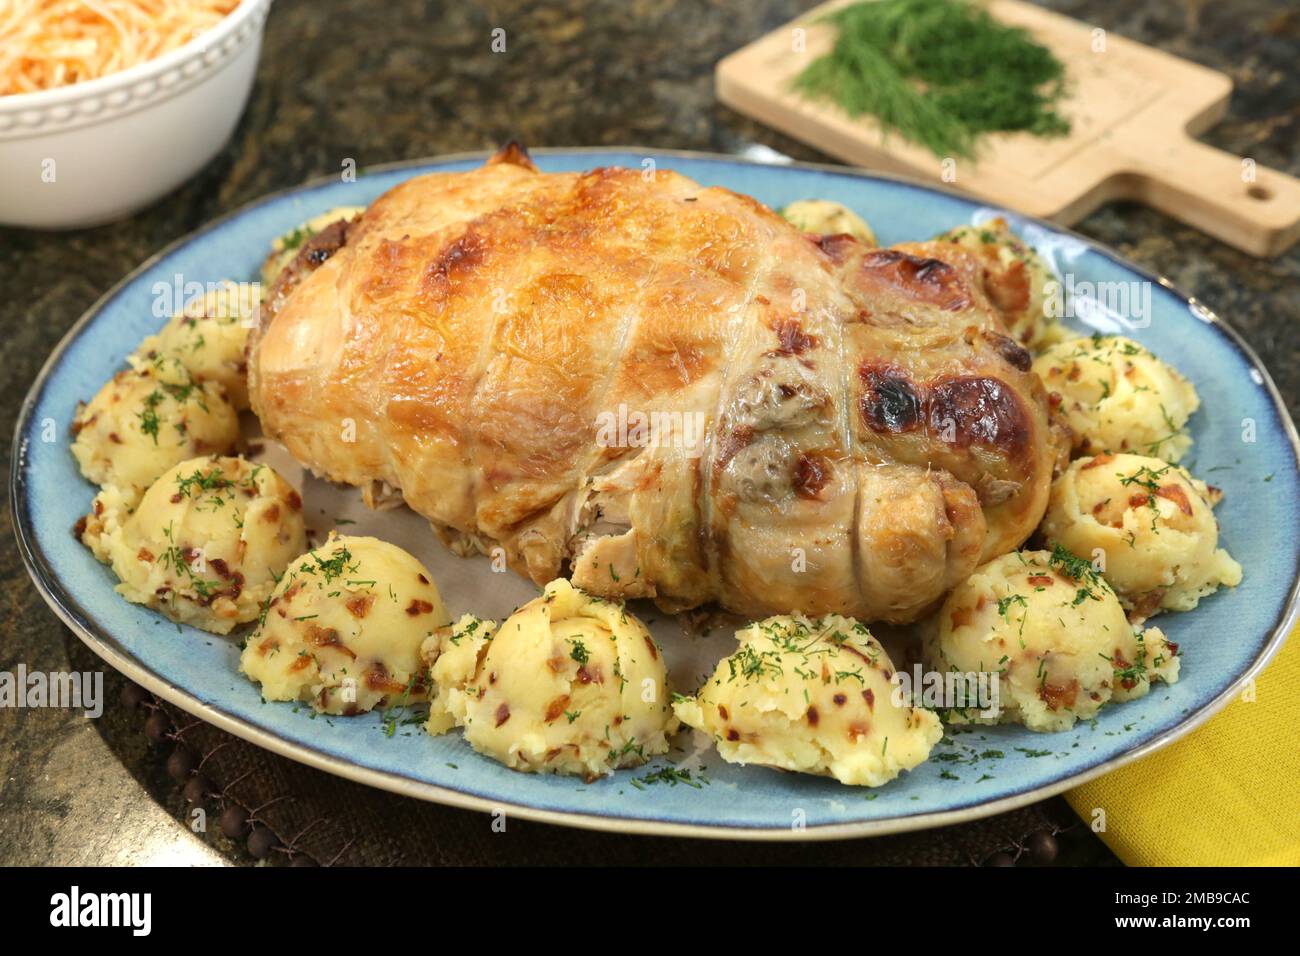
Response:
[922, 548, 1180, 733]
[132, 280, 258, 410]
[239, 535, 449, 715]
[82, 456, 305, 634]
[420, 579, 676, 780]
[1032, 335, 1200, 462]
[672, 614, 942, 787]
[70, 363, 239, 504]
[1041, 453, 1242, 620]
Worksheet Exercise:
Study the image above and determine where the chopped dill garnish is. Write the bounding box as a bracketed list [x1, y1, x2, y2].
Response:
[279, 225, 311, 251]
[138, 391, 164, 444]
[1047, 542, 1107, 602]
[630, 766, 709, 790]
[996, 593, 1028, 638]
[792, 0, 1071, 160]
[307, 545, 356, 584]
[568, 637, 591, 666]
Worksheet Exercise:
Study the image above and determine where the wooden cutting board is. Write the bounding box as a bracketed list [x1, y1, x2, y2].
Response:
[717, 0, 1300, 256]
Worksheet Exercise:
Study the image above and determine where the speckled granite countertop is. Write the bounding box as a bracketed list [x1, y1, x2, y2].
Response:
[0, 0, 1295, 866]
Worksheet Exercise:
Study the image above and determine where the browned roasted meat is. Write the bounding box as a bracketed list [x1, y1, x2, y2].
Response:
[249, 146, 1063, 623]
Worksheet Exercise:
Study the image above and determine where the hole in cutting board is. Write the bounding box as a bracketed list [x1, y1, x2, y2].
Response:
[1246, 184, 1272, 201]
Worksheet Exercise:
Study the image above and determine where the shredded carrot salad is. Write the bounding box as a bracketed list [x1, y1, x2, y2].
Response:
[0, 0, 242, 96]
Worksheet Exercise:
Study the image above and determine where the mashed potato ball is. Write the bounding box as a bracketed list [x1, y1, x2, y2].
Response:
[70, 365, 239, 503]
[1041, 453, 1242, 620]
[781, 199, 877, 246]
[421, 579, 676, 780]
[82, 456, 306, 634]
[672, 614, 941, 787]
[132, 280, 257, 410]
[240, 535, 449, 715]
[1033, 335, 1200, 462]
[923, 549, 1180, 733]
[936, 218, 1059, 350]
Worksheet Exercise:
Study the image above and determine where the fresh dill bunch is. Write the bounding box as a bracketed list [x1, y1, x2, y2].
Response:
[792, 0, 1072, 160]
[794, 31, 975, 158]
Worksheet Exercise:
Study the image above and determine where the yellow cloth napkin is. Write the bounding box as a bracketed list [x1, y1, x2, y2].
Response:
[1066, 624, 1300, 866]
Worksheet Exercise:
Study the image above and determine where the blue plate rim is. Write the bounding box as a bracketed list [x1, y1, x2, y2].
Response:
[11, 147, 1300, 840]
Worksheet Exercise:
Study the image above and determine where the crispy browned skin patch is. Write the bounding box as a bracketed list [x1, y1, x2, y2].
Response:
[854, 250, 972, 312]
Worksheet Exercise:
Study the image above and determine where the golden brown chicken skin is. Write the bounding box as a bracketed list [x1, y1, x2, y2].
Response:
[249, 146, 1063, 623]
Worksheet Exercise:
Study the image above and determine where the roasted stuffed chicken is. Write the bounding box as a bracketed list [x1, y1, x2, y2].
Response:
[249, 146, 1066, 623]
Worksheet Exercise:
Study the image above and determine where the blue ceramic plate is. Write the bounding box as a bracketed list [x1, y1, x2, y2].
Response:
[13, 149, 1300, 839]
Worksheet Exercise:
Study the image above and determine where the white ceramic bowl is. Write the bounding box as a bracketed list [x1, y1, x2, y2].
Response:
[0, 0, 273, 229]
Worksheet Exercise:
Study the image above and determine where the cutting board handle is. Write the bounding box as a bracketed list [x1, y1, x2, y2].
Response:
[1112, 129, 1300, 257]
